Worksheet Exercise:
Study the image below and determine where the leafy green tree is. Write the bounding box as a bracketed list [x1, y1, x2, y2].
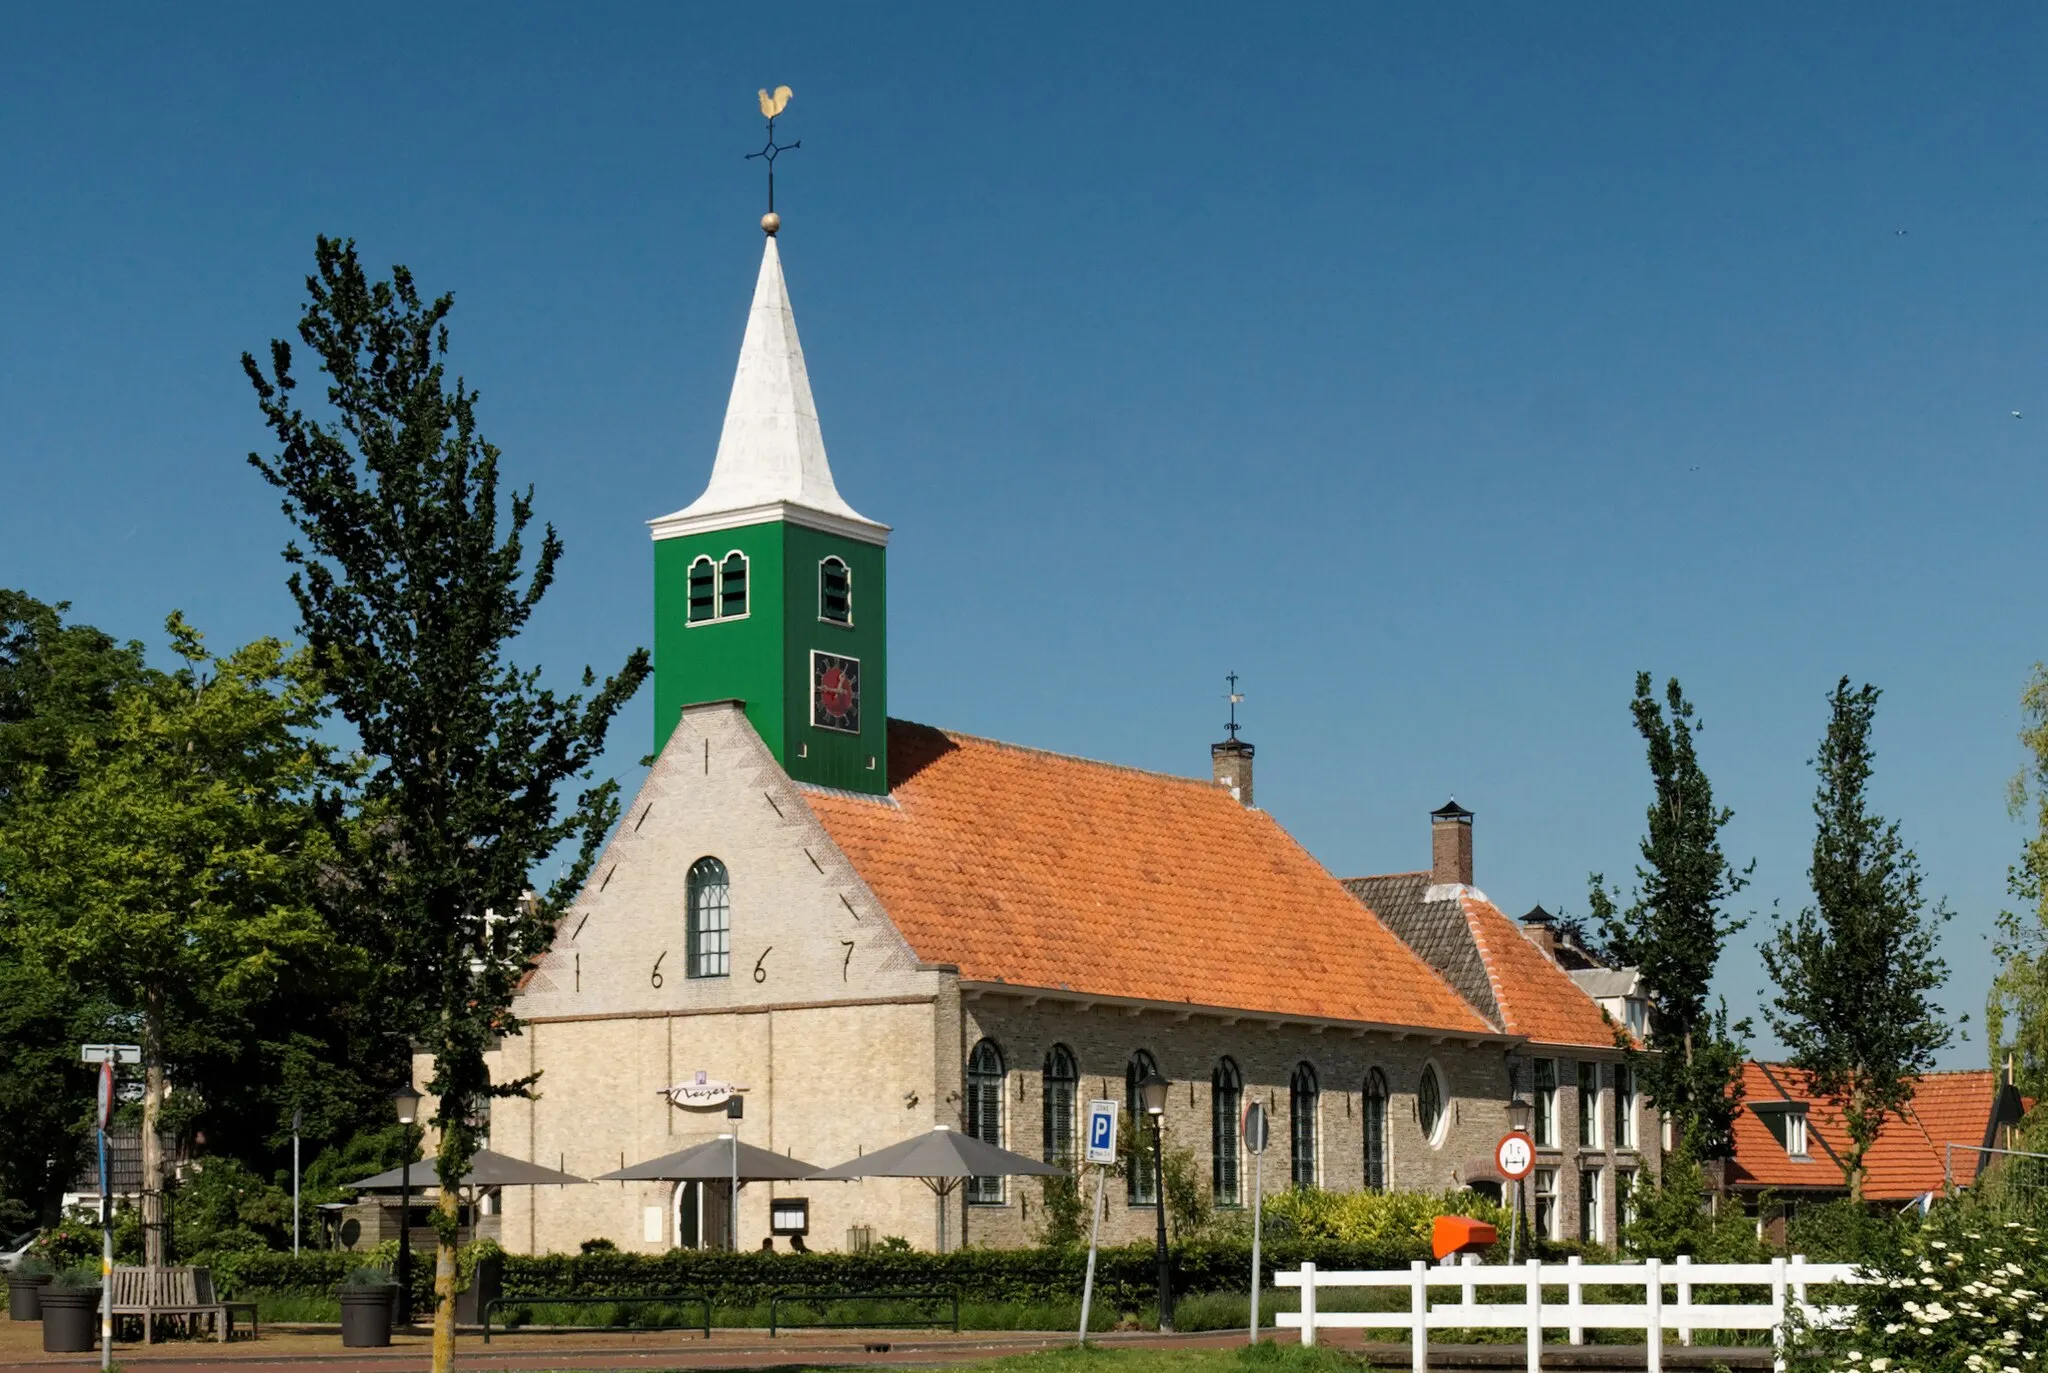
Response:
[1991, 663, 2048, 1113]
[1762, 679, 1954, 1202]
[0, 616, 338, 1263]
[244, 236, 649, 1369]
[0, 592, 147, 1227]
[1590, 673, 1753, 1157]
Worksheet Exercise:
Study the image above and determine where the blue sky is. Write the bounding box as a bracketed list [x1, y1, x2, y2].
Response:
[5, 5, 2042, 1069]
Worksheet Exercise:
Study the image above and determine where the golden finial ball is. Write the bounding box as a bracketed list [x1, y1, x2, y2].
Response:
[761, 212, 781, 236]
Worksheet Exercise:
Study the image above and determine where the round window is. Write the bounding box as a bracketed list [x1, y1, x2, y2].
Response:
[1417, 1065, 1445, 1144]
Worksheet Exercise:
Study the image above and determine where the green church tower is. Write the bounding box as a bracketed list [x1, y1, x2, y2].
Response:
[649, 219, 891, 794]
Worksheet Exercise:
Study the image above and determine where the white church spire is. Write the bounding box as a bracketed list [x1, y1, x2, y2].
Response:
[651, 223, 888, 545]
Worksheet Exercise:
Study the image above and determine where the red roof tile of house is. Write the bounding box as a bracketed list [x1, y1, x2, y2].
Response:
[1457, 894, 1623, 1049]
[1729, 1062, 2016, 1201]
[800, 721, 1495, 1036]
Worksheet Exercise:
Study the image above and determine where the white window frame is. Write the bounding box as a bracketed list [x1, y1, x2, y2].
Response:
[1579, 1165, 1603, 1242]
[818, 555, 854, 627]
[716, 550, 750, 622]
[1533, 1166, 1559, 1240]
[685, 554, 719, 626]
[1616, 1167, 1638, 1230]
[1577, 1061, 1601, 1147]
[1785, 1108, 1808, 1159]
[1615, 1063, 1638, 1150]
[1532, 1058, 1557, 1148]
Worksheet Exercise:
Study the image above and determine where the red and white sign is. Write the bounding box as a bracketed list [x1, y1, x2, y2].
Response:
[1495, 1131, 1535, 1181]
[97, 1062, 116, 1131]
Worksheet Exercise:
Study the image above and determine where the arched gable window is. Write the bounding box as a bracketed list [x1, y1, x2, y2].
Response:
[687, 556, 717, 624]
[685, 857, 730, 978]
[1125, 1050, 1160, 1205]
[1211, 1058, 1243, 1207]
[966, 1039, 1006, 1204]
[1417, 1064, 1445, 1144]
[1363, 1069, 1389, 1191]
[819, 556, 852, 625]
[1290, 1062, 1320, 1188]
[719, 552, 749, 619]
[1043, 1045, 1078, 1169]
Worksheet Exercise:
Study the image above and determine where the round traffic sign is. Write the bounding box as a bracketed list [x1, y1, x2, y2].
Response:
[97, 1062, 115, 1131]
[1243, 1101, 1269, 1155]
[1495, 1131, 1535, 1181]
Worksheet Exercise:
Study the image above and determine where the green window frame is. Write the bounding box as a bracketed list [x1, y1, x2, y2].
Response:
[1363, 1069, 1389, 1191]
[966, 1039, 1005, 1204]
[1043, 1045, 1078, 1170]
[1211, 1058, 1242, 1206]
[1125, 1051, 1160, 1205]
[1289, 1062, 1319, 1189]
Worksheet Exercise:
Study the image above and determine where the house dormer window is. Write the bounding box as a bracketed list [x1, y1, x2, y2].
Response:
[819, 556, 852, 625]
[1785, 1108, 1809, 1159]
[1624, 997, 1649, 1038]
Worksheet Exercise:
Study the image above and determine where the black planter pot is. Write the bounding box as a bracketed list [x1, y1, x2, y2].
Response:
[454, 1254, 501, 1326]
[6, 1273, 52, 1321]
[39, 1288, 99, 1353]
[339, 1288, 394, 1347]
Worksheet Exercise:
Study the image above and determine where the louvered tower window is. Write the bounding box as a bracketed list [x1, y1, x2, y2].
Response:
[687, 557, 717, 624]
[966, 1039, 1006, 1203]
[819, 556, 852, 625]
[719, 552, 749, 618]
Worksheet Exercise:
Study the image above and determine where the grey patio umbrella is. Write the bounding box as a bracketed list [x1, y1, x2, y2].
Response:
[346, 1148, 588, 1191]
[809, 1124, 1064, 1252]
[596, 1136, 821, 1182]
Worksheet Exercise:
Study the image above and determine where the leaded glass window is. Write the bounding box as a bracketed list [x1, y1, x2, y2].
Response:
[1363, 1069, 1389, 1191]
[966, 1039, 1005, 1204]
[1417, 1065, 1445, 1143]
[1043, 1045, 1078, 1169]
[687, 556, 717, 624]
[719, 552, 749, 619]
[685, 857, 730, 978]
[1211, 1058, 1242, 1207]
[1289, 1062, 1318, 1189]
[819, 557, 852, 625]
[1125, 1051, 1159, 1205]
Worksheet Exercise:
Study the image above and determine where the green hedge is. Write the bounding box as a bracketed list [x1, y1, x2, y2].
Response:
[210, 1237, 1437, 1314]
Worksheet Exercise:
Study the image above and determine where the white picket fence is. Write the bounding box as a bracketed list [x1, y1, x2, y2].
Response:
[1275, 1254, 1861, 1373]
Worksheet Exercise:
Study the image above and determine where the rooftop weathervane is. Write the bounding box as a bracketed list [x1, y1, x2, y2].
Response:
[1225, 671, 1245, 741]
[748, 85, 799, 231]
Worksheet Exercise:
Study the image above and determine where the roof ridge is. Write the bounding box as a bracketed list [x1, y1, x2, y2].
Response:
[1345, 870, 1433, 882]
[1458, 897, 1518, 1036]
[906, 720, 1226, 792]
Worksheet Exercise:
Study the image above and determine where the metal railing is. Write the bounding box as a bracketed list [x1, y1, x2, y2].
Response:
[481, 1292, 711, 1343]
[767, 1289, 960, 1336]
[1277, 1254, 1861, 1373]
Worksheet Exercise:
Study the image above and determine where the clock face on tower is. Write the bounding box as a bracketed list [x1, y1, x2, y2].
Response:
[812, 652, 861, 733]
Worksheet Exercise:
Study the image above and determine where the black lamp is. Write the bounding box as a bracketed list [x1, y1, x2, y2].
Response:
[1136, 1071, 1172, 1331]
[1506, 1094, 1533, 1135]
[392, 1083, 422, 1323]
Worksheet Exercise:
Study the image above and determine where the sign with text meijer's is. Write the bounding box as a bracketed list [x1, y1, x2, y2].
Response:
[1083, 1099, 1120, 1165]
[660, 1070, 749, 1110]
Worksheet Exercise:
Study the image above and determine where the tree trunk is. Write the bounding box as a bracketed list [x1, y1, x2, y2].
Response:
[430, 1188, 458, 1373]
[1846, 1080, 1866, 1206]
[141, 985, 166, 1269]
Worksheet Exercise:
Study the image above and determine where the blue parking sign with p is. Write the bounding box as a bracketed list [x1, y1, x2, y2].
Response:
[1084, 1098, 1119, 1164]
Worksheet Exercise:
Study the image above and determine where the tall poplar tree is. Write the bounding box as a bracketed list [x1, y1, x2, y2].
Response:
[1762, 678, 1953, 1201]
[245, 237, 649, 1370]
[1990, 663, 2048, 1111]
[1590, 672, 1753, 1158]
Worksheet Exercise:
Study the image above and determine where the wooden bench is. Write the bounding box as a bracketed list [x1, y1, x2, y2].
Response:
[108, 1265, 258, 1343]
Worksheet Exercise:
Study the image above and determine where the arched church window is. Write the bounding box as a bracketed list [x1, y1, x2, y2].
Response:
[1125, 1050, 1160, 1205]
[1043, 1045, 1078, 1169]
[966, 1039, 1005, 1204]
[719, 552, 749, 619]
[1290, 1062, 1319, 1188]
[685, 857, 730, 978]
[819, 556, 852, 625]
[1363, 1069, 1389, 1191]
[1212, 1058, 1242, 1206]
[687, 556, 717, 624]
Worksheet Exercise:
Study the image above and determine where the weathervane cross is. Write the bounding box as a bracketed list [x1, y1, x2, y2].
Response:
[747, 85, 799, 215]
[1226, 671, 1245, 741]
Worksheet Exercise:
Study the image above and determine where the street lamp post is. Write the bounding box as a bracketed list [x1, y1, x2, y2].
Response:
[392, 1083, 422, 1325]
[1137, 1071, 1173, 1333]
[1505, 1094, 1533, 1262]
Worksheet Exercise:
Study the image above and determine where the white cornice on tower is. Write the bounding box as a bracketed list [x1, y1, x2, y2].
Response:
[651, 232, 890, 547]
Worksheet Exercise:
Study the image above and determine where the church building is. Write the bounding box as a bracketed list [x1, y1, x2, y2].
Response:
[478, 216, 1660, 1255]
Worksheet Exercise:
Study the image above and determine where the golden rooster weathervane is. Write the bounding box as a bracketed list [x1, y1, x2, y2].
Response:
[747, 85, 799, 231]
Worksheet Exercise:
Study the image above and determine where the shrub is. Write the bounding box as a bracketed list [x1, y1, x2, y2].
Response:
[29, 1219, 99, 1270]
[1258, 1186, 1509, 1255]
[12, 1255, 53, 1279]
[51, 1264, 101, 1290]
[340, 1266, 396, 1293]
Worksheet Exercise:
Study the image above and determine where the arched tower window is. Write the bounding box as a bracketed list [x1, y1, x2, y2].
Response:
[685, 857, 730, 978]
[1211, 1058, 1243, 1207]
[1125, 1050, 1160, 1205]
[1363, 1069, 1389, 1191]
[966, 1039, 1006, 1204]
[1290, 1062, 1320, 1188]
[687, 556, 717, 624]
[1043, 1045, 1078, 1169]
[1417, 1064, 1446, 1144]
[819, 556, 852, 625]
[719, 552, 749, 619]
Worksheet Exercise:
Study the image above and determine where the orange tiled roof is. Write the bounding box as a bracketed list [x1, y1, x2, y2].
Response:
[801, 721, 1495, 1036]
[1729, 1062, 2012, 1201]
[1457, 894, 1623, 1048]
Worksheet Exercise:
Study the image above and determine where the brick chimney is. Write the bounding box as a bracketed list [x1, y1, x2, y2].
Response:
[1212, 738, 1254, 807]
[1430, 799, 1473, 886]
[1520, 904, 1557, 960]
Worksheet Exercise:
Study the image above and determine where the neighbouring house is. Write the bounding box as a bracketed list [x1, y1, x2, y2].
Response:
[1721, 1061, 2030, 1233]
[404, 213, 1656, 1255]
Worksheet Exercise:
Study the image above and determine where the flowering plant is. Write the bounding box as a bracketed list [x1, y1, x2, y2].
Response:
[1796, 1209, 2047, 1373]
